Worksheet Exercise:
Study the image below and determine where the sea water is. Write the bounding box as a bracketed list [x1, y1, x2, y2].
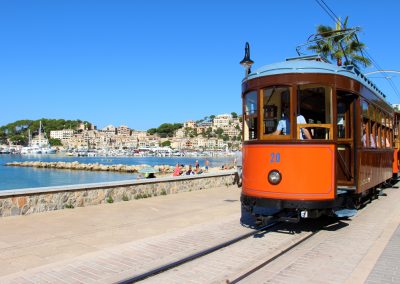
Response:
[0, 155, 232, 191]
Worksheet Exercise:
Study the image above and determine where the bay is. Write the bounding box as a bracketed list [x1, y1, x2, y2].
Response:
[0, 155, 233, 191]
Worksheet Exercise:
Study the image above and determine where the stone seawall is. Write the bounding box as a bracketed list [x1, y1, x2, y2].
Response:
[0, 171, 236, 218]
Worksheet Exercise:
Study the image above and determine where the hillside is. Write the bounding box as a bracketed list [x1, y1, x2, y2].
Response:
[0, 119, 90, 145]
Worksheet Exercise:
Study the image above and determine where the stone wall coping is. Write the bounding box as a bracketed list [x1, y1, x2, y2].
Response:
[0, 170, 236, 197]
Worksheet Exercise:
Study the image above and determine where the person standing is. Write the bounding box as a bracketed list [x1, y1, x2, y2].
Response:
[234, 146, 243, 187]
[204, 159, 209, 172]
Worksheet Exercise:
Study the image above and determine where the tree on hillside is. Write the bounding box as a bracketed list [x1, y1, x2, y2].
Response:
[307, 16, 371, 67]
[153, 123, 183, 138]
[49, 138, 62, 146]
[147, 128, 157, 135]
[0, 119, 89, 146]
[9, 134, 27, 145]
[231, 112, 238, 118]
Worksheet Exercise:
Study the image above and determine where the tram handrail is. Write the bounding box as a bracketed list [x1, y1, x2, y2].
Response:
[297, 123, 333, 139]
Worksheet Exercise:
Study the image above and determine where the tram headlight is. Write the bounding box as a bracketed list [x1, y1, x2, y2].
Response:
[268, 170, 282, 185]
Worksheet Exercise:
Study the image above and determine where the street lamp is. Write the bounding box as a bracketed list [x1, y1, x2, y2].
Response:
[240, 42, 254, 77]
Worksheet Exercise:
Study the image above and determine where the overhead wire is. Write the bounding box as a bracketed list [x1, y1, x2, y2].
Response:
[314, 0, 339, 24]
[314, 0, 400, 99]
[363, 49, 400, 97]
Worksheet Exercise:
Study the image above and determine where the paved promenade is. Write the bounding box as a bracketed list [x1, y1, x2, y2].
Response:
[0, 183, 399, 283]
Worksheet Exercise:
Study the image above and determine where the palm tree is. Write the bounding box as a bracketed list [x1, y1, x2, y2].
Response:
[308, 16, 371, 68]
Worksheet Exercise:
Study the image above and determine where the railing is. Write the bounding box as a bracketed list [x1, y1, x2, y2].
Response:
[297, 124, 333, 140]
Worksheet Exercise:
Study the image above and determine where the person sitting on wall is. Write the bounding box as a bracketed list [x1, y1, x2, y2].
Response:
[172, 163, 181, 176]
[186, 165, 195, 175]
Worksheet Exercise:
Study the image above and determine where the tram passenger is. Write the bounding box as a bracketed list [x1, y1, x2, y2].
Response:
[361, 123, 376, 148]
[271, 105, 312, 139]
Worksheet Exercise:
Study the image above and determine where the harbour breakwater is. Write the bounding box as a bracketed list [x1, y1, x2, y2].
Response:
[0, 171, 236, 217]
[5, 161, 171, 173]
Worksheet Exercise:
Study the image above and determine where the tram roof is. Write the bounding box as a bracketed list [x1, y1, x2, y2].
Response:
[246, 56, 387, 101]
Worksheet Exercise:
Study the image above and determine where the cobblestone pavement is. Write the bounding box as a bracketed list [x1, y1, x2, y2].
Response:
[0, 214, 251, 283]
[1, 184, 399, 283]
[140, 221, 317, 284]
[0, 186, 242, 282]
[140, 186, 400, 284]
[237, 186, 400, 284]
[366, 225, 400, 284]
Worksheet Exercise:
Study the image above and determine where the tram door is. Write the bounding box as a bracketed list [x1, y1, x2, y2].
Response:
[336, 92, 356, 186]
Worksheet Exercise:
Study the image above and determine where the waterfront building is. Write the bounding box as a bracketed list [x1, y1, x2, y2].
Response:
[175, 128, 185, 138]
[45, 112, 240, 152]
[101, 125, 117, 135]
[220, 125, 241, 137]
[31, 136, 50, 147]
[213, 114, 232, 128]
[198, 120, 213, 128]
[183, 120, 197, 128]
[50, 129, 74, 140]
[117, 125, 131, 136]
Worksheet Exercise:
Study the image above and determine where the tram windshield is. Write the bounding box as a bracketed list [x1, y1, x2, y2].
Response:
[244, 91, 258, 140]
[262, 86, 291, 137]
[297, 85, 332, 140]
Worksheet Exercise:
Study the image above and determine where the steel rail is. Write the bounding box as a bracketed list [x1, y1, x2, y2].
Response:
[226, 229, 319, 283]
[116, 221, 281, 284]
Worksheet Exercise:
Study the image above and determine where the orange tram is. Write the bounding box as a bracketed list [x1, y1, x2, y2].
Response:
[239, 45, 400, 224]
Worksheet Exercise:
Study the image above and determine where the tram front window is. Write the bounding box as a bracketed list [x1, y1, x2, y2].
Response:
[262, 86, 290, 136]
[297, 85, 332, 140]
[244, 91, 258, 140]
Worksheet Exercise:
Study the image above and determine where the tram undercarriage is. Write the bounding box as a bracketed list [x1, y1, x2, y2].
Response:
[241, 178, 395, 226]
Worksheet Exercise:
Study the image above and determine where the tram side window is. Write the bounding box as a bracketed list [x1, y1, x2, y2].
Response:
[337, 91, 353, 139]
[394, 114, 400, 149]
[367, 104, 374, 148]
[361, 100, 373, 148]
[382, 114, 391, 147]
[376, 110, 382, 148]
[297, 85, 332, 140]
[262, 86, 290, 136]
[387, 116, 393, 147]
[244, 91, 258, 141]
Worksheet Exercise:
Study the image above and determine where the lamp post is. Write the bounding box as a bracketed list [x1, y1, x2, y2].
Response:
[240, 42, 254, 77]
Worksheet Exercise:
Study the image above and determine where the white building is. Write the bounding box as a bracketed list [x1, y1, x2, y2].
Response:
[213, 114, 232, 128]
[175, 128, 185, 138]
[101, 125, 116, 135]
[50, 129, 74, 140]
[117, 125, 131, 136]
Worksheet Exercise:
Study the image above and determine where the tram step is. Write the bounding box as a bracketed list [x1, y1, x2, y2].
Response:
[334, 208, 357, 218]
[337, 186, 356, 191]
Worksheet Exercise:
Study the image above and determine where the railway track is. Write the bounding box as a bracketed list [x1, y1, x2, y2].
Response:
[117, 221, 280, 284]
[226, 227, 319, 283]
[118, 218, 334, 284]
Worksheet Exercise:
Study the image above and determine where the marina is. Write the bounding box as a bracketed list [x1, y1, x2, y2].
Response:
[0, 154, 233, 191]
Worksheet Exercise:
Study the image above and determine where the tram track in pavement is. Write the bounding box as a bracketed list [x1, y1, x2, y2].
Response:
[117, 221, 281, 284]
[226, 226, 319, 284]
[130, 217, 340, 284]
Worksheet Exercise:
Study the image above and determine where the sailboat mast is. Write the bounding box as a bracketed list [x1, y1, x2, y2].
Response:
[39, 121, 42, 146]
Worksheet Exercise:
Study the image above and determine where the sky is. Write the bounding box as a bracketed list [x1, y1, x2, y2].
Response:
[1, 0, 399, 130]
